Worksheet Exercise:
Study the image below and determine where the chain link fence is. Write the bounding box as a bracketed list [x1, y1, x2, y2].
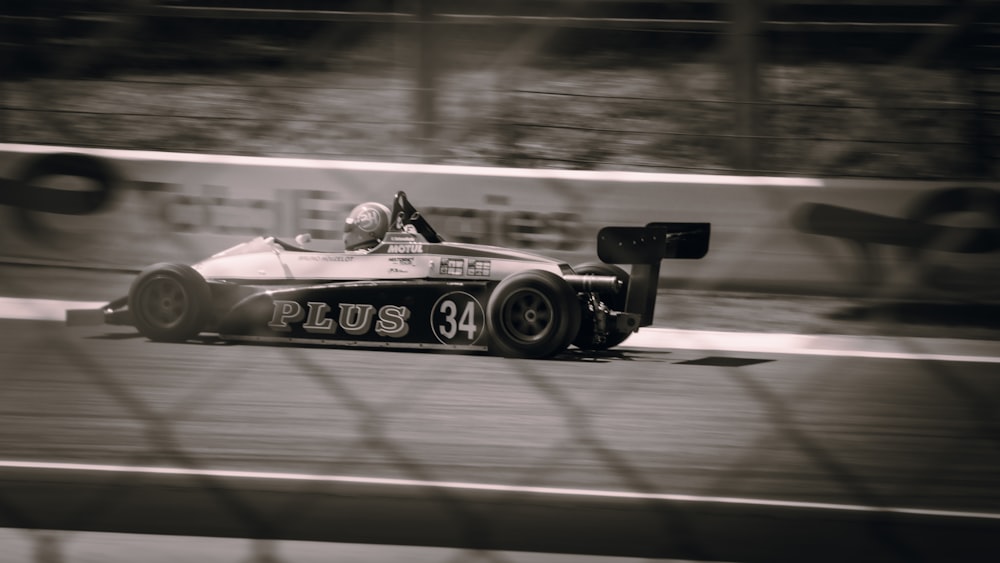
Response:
[2, 2, 1000, 562]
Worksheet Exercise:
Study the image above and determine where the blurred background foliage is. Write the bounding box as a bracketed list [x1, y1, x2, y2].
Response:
[0, 0, 997, 178]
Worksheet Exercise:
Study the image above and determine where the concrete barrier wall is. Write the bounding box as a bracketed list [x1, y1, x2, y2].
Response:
[2, 144, 998, 298]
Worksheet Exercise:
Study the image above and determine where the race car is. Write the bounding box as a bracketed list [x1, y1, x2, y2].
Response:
[67, 191, 710, 359]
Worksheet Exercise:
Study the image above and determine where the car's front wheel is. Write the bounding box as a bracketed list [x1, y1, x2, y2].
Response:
[487, 270, 581, 359]
[128, 263, 212, 342]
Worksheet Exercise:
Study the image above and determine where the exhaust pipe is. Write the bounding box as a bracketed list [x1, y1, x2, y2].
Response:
[564, 274, 622, 294]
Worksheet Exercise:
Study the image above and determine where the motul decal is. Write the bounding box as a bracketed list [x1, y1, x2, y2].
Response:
[268, 300, 411, 338]
[387, 243, 424, 253]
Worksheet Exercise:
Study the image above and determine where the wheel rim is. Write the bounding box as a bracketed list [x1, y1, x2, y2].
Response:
[137, 276, 188, 329]
[501, 288, 554, 343]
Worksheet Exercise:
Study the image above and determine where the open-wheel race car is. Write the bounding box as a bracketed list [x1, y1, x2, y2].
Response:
[68, 191, 710, 359]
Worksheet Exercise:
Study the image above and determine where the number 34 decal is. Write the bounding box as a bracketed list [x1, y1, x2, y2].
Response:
[431, 292, 485, 345]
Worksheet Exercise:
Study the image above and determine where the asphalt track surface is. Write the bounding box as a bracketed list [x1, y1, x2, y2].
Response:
[1, 266, 1000, 561]
[2, 314, 998, 505]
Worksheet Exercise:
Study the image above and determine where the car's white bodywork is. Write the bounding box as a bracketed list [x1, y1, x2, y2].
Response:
[192, 234, 569, 284]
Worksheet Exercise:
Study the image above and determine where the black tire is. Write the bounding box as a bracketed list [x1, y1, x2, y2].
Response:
[571, 262, 633, 350]
[11, 153, 120, 241]
[14, 152, 119, 214]
[487, 270, 582, 359]
[128, 263, 212, 342]
[901, 187, 1000, 297]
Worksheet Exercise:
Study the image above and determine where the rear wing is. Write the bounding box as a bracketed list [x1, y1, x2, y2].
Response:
[597, 222, 711, 327]
[598, 222, 711, 263]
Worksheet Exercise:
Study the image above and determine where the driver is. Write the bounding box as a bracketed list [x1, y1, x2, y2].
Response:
[343, 201, 391, 251]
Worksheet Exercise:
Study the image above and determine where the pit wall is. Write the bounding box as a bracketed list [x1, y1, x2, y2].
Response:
[1, 144, 997, 299]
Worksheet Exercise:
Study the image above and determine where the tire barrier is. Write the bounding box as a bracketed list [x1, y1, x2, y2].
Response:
[792, 187, 1000, 299]
[0, 152, 120, 240]
[902, 187, 1000, 297]
[0, 152, 118, 214]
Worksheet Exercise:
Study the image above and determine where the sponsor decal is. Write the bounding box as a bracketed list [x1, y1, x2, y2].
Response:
[431, 292, 484, 345]
[268, 300, 410, 338]
[439, 258, 465, 276]
[387, 243, 424, 254]
[385, 233, 418, 243]
[467, 259, 491, 276]
[388, 256, 416, 274]
[36, 178, 583, 252]
[374, 304, 411, 337]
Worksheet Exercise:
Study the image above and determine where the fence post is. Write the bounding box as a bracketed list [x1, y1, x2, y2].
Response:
[415, 0, 438, 163]
[967, 21, 1000, 179]
[727, 0, 762, 173]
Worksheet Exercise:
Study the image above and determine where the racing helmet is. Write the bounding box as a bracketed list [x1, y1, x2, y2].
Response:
[344, 201, 391, 251]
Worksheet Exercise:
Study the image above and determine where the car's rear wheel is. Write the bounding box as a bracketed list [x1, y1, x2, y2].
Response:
[571, 262, 633, 350]
[129, 263, 212, 342]
[487, 270, 581, 359]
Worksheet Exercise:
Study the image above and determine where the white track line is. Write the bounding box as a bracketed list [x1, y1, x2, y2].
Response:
[0, 143, 824, 187]
[623, 328, 1000, 364]
[0, 460, 997, 522]
[2, 297, 999, 363]
[0, 297, 106, 321]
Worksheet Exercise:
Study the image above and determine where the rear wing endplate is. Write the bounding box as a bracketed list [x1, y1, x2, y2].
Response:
[596, 222, 711, 327]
